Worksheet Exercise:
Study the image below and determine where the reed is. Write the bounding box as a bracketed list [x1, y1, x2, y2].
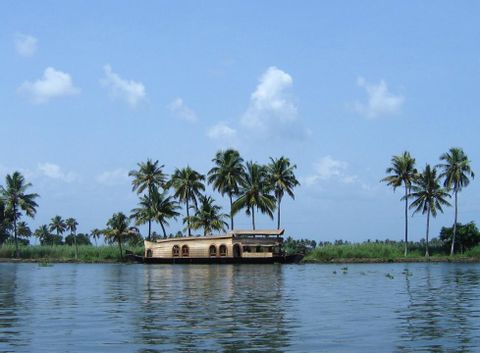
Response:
[0, 245, 143, 262]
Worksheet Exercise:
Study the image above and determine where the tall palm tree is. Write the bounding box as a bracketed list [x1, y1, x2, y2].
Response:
[131, 187, 180, 238]
[169, 167, 205, 236]
[49, 215, 66, 245]
[232, 162, 276, 230]
[129, 159, 167, 240]
[437, 147, 475, 255]
[381, 151, 417, 256]
[66, 217, 79, 260]
[104, 212, 138, 260]
[0, 172, 39, 257]
[34, 225, 50, 245]
[90, 228, 101, 247]
[17, 221, 32, 241]
[408, 165, 451, 256]
[267, 157, 299, 230]
[190, 195, 229, 236]
[207, 149, 245, 230]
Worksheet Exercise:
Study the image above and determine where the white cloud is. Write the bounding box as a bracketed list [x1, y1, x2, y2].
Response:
[14, 33, 38, 57]
[38, 163, 78, 182]
[96, 168, 129, 186]
[304, 156, 358, 186]
[353, 77, 404, 119]
[207, 122, 237, 141]
[101, 65, 146, 107]
[19, 67, 79, 103]
[168, 98, 198, 122]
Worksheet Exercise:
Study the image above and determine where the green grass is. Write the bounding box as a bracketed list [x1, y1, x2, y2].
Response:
[0, 245, 144, 262]
[465, 245, 480, 258]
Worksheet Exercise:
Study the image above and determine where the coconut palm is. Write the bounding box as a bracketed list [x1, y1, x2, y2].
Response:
[437, 147, 475, 255]
[104, 212, 138, 260]
[267, 157, 299, 230]
[0, 172, 39, 257]
[131, 187, 181, 238]
[207, 149, 245, 230]
[169, 167, 205, 236]
[49, 215, 66, 245]
[34, 225, 50, 245]
[381, 151, 417, 256]
[17, 221, 32, 240]
[232, 162, 276, 230]
[66, 217, 79, 260]
[129, 159, 167, 240]
[90, 228, 101, 247]
[190, 195, 229, 236]
[408, 165, 451, 256]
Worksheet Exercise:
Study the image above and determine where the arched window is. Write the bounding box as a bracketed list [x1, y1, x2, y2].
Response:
[219, 244, 227, 256]
[146, 249, 153, 258]
[182, 245, 189, 257]
[172, 245, 180, 257]
[209, 245, 217, 257]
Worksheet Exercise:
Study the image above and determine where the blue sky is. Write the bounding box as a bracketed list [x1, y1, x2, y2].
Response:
[1, 1, 479, 243]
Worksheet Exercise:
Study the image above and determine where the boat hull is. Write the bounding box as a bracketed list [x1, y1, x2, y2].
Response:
[126, 253, 304, 264]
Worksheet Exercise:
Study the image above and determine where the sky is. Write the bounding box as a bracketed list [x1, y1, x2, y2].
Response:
[1, 1, 479, 243]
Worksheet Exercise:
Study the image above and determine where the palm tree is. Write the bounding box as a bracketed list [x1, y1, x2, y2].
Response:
[66, 217, 79, 260]
[267, 157, 299, 230]
[190, 195, 229, 236]
[49, 215, 66, 245]
[232, 162, 276, 230]
[34, 225, 50, 245]
[207, 149, 245, 230]
[381, 151, 417, 256]
[131, 187, 181, 238]
[129, 159, 167, 240]
[17, 221, 32, 241]
[90, 228, 101, 247]
[169, 167, 205, 236]
[0, 172, 39, 257]
[437, 147, 475, 255]
[408, 165, 451, 256]
[104, 212, 138, 260]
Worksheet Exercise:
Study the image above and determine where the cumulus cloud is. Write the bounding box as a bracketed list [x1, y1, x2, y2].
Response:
[14, 33, 38, 57]
[19, 67, 79, 103]
[96, 168, 129, 186]
[101, 65, 146, 107]
[353, 77, 404, 119]
[168, 98, 198, 122]
[241, 66, 308, 139]
[38, 163, 78, 182]
[207, 122, 237, 141]
[304, 156, 357, 186]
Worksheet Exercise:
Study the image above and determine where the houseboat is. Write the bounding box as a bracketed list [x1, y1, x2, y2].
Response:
[126, 229, 303, 264]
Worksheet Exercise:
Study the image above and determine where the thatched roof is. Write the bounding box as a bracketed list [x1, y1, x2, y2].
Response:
[229, 229, 285, 236]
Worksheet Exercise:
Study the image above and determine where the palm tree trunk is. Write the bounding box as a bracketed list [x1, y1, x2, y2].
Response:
[94, 237, 97, 247]
[450, 189, 458, 256]
[118, 238, 123, 260]
[147, 219, 152, 241]
[73, 232, 78, 260]
[404, 185, 408, 257]
[425, 208, 430, 257]
[13, 208, 19, 258]
[252, 208, 256, 230]
[186, 199, 191, 237]
[277, 197, 282, 230]
[229, 193, 234, 230]
[160, 221, 167, 238]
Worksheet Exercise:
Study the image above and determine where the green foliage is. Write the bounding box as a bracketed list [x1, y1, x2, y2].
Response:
[65, 233, 91, 246]
[283, 236, 316, 255]
[190, 195, 229, 236]
[306, 243, 414, 261]
[439, 222, 480, 253]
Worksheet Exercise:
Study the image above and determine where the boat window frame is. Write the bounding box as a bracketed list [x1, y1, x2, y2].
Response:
[181, 245, 189, 257]
[172, 245, 180, 257]
[209, 245, 217, 257]
[146, 249, 153, 258]
[219, 244, 227, 256]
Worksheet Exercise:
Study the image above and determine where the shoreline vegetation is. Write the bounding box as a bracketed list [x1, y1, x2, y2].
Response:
[0, 147, 478, 263]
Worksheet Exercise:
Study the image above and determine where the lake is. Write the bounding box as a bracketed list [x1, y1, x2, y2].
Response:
[1, 263, 479, 352]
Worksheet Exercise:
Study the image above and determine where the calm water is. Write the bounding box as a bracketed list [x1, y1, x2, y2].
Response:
[1, 263, 480, 352]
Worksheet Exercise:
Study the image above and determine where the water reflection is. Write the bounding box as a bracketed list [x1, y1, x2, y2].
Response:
[396, 264, 480, 353]
[137, 265, 291, 352]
